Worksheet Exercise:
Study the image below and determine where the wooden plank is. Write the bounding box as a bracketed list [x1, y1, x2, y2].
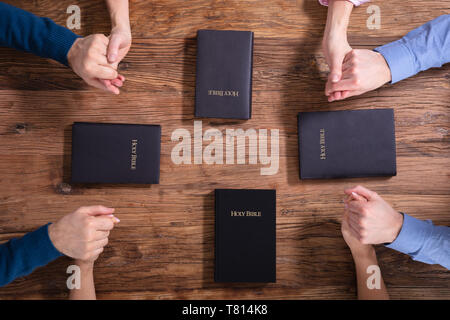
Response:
[2, 0, 449, 39]
[0, 0, 448, 300]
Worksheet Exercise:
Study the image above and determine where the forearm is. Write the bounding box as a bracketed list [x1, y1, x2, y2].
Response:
[386, 213, 450, 269]
[105, 0, 130, 31]
[0, 224, 62, 287]
[324, 1, 354, 38]
[352, 247, 389, 300]
[0, 2, 79, 66]
[69, 261, 96, 300]
[375, 14, 450, 83]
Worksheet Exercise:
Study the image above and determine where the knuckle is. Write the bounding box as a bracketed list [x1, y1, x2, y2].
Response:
[361, 207, 369, 216]
[358, 219, 365, 228]
[86, 228, 95, 240]
[87, 47, 96, 58]
[82, 60, 91, 71]
[83, 217, 94, 229]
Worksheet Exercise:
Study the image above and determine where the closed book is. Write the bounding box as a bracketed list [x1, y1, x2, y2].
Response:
[215, 189, 276, 283]
[298, 109, 397, 179]
[195, 29, 253, 119]
[71, 122, 161, 184]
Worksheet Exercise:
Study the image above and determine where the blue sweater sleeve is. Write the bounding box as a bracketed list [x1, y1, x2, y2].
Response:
[0, 2, 80, 66]
[0, 223, 63, 287]
[386, 213, 450, 269]
[374, 14, 450, 83]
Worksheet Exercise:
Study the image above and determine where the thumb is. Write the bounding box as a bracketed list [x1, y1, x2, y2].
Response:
[107, 34, 121, 63]
[82, 205, 115, 216]
[329, 60, 342, 83]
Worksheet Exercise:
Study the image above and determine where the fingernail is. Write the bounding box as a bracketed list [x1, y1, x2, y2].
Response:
[332, 75, 339, 82]
[113, 217, 120, 223]
[109, 54, 117, 62]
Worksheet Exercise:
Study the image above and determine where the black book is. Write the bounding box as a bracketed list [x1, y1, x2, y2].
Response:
[298, 109, 397, 179]
[71, 122, 161, 184]
[195, 30, 253, 120]
[215, 189, 276, 283]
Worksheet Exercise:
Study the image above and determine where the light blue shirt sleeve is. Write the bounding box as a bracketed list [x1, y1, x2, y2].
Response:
[386, 213, 450, 269]
[374, 14, 450, 83]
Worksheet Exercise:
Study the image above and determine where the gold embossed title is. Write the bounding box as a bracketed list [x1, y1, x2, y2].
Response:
[230, 210, 261, 217]
[320, 128, 326, 160]
[208, 90, 240, 97]
[131, 139, 138, 170]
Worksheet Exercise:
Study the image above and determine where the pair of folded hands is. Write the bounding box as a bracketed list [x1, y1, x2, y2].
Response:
[322, 33, 392, 102]
[341, 185, 404, 259]
[67, 27, 132, 95]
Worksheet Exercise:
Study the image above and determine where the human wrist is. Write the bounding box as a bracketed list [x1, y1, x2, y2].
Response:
[66, 37, 81, 70]
[388, 211, 404, 243]
[111, 17, 131, 33]
[75, 259, 95, 270]
[375, 51, 392, 84]
[48, 222, 64, 254]
[350, 244, 376, 262]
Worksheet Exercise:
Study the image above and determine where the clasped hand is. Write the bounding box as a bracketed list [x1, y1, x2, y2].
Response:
[323, 33, 392, 102]
[67, 28, 131, 95]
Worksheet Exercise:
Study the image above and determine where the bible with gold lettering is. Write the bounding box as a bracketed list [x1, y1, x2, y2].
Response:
[215, 189, 276, 282]
[195, 30, 253, 119]
[71, 122, 161, 184]
[298, 109, 397, 179]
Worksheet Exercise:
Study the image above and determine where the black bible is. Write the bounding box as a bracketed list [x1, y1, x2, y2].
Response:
[71, 122, 161, 184]
[215, 189, 276, 283]
[298, 109, 397, 179]
[195, 29, 254, 119]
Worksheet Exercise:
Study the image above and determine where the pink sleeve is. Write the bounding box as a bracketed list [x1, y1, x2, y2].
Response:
[318, 0, 370, 6]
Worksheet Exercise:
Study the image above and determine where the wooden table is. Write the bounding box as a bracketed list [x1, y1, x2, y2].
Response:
[0, 0, 448, 299]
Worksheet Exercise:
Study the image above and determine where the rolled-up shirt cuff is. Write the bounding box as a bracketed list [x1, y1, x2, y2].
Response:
[318, 0, 369, 6]
[385, 213, 433, 255]
[374, 40, 417, 84]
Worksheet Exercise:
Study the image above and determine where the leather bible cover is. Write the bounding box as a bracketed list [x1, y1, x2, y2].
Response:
[215, 189, 276, 283]
[195, 29, 253, 119]
[298, 109, 397, 179]
[71, 122, 161, 184]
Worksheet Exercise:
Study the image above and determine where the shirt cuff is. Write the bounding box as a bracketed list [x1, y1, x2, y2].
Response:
[385, 213, 433, 255]
[31, 223, 64, 261]
[318, 0, 369, 6]
[374, 40, 416, 84]
[42, 17, 81, 66]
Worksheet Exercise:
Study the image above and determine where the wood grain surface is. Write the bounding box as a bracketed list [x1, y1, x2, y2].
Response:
[0, 0, 449, 299]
